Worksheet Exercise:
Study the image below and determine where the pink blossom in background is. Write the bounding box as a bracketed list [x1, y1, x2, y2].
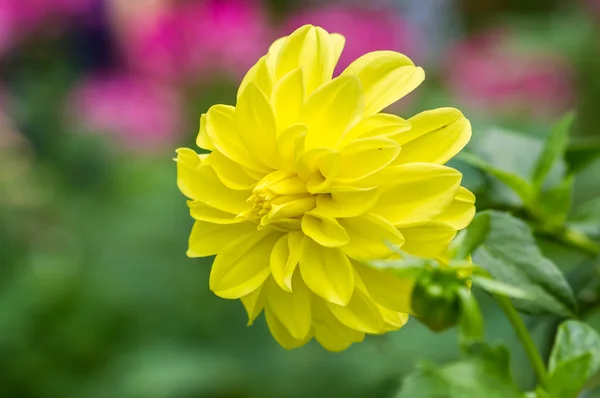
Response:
[284, 4, 421, 75]
[69, 75, 182, 151]
[0, 0, 99, 57]
[445, 29, 575, 119]
[118, 0, 271, 84]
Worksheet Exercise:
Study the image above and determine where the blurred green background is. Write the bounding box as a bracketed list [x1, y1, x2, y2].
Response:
[1, 0, 600, 397]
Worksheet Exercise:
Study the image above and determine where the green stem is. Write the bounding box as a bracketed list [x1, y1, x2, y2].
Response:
[495, 295, 548, 390]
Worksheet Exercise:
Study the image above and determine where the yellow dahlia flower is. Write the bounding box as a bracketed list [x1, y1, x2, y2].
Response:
[176, 25, 475, 351]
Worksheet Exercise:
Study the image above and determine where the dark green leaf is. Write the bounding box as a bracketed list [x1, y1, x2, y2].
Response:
[549, 320, 600, 379]
[531, 112, 574, 190]
[396, 342, 521, 398]
[455, 214, 490, 260]
[569, 196, 600, 237]
[547, 353, 592, 398]
[565, 136, 600, 174]
[471, 276, 532, 300]
[456, 288, 484, 343]
[468, 211, 577, 317]
[457, 153, 532, 204]
[537, 176, 573, 228]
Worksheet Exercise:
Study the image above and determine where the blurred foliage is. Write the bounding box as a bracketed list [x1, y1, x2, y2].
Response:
[1, 0, 600, 397]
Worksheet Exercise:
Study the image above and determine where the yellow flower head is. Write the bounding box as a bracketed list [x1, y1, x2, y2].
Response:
[176, 25, 475, 351]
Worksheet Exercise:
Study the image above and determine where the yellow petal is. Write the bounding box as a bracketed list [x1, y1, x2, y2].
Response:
[337, 137, 401, 182]
[196, 114, 215, 151]
[393, 108, 471, 165]
[266, 275, 311, 340]
[378, 306, 409, 331]
[398, 221, 457, 258]
[312, 297, 364, 352]
[341, 50, 425, 117]
[372, 163, 462, 225]
[270, 231, 302, 292]
[300, 75, 363, 150]
[205, 104, 269, 173]
[276, 123, 307, 171]
[314, 187, 379, 218]
[187, 220, 257, 257]
[209, 230, 281, 299]
[202, 151, 258, 190]
[301, 212, 349, 248]
[271, 68, 304, 132]
[296, 147, 341, 193]
[327, 288, 385, 334]
[275, 25, 337, 95]
[299, 236, 354, 305]
[341, 112, 410, 144]
[353, 262, 414, 313]
[340, 213, 405, 260]
[265, 36, 286, 73]
[269, 195, 316, 220]
[235, 82, 278, 169]
[237, 56, 273, 100]
[265, 308, 312, 350]
[331, 33, 345, 67]
[176, 148, 250, 214]
[433, 186, 476, 230]
[188, 200, 241, 224]
[240, 283, 264, 325]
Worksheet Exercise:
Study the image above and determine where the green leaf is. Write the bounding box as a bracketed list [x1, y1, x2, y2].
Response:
[471, 276, 532, 300]
[537, 176, 573, 228]
[396, 342, 522, 398]
[455, 214, 490, 260]
[458, 152, 532, 204]
[569, 196, 600, 237]
[467, 211, 577, 317]
[547, 353, 592, 398]
[531, 112, 574, 190]
[456, 288, 484, 343]
[565, 136, 600, 174]
[549, 320, 600, 379]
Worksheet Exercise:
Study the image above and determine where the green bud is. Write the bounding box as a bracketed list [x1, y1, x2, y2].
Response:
[411, 269, 465, 332]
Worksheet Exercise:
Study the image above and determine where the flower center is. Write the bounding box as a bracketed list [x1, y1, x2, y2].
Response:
[238, 170, 316, 230]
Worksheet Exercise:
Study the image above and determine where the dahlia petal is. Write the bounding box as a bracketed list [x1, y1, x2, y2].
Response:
[378, 305, 409, 331]
[301, 212, 349, 247]
[312, 298, 364, 352]
[371, 163, 462, 225]
[341, 50, 424, 117]
[393, 108, 471, 165]
[176, 149, 250, 214]
[269, 196, 316, 219]
[209, 230, 281, 299]
[433, 186, 476, 230]
[275, 25, 337, 95]
[337, 137, 401, 181]
[265, 308, 312, 350]
[398, 221, 457, 258]
[266, 36, 286, 73]
[188, 201, 242, 224]
[196, 114, 215, 151]
[327, 289, 385, 334]
[237, 56, 273, 101]
[187, 220, 257, 258]
[270, 231, 302, 292]
[341, 113, 410, 144]
[266, 275, 311, 340]
[314, 188, 379, 218]
[205, 104, 269, 173]
[331, 33, 345, 67]
[203, 151, 258, 190]
[296, 147, 340, 183]
[271, 68, 305, 132]
[354, 262, 414, 313]
[300, 76, 364, 150]
[236, 82, 278, 169]
[276, 123, 307, 171]
[299, 237, 354, 305]
[241, 283, 264, 326]
[340, 214, 405, 260]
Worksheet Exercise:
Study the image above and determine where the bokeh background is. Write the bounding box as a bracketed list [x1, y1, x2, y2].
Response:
[1, 0, 600, 397]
